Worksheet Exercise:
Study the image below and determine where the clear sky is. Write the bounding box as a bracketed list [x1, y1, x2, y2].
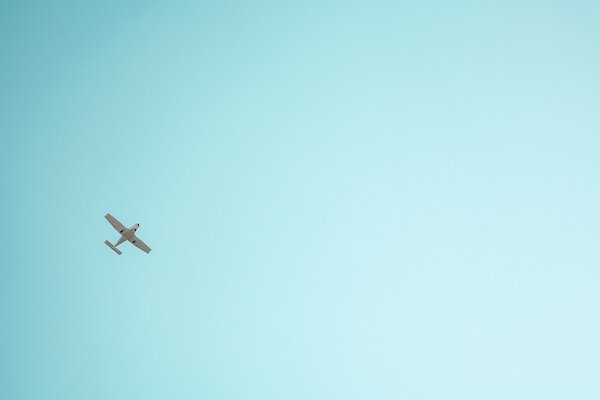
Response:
[2, 1, 600, 398]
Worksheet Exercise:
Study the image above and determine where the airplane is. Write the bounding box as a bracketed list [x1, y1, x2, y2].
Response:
[104, 213, 151, 255]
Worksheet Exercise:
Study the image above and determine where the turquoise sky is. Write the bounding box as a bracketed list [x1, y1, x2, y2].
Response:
[2, 1, 600, 398]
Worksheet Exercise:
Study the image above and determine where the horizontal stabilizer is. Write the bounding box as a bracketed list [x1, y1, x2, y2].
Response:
[104, 240, 122, 255]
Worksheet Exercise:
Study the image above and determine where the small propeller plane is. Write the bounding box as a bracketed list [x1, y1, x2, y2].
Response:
[104, 213, 151, 255]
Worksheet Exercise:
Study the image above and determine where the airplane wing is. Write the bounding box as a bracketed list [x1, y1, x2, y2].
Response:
[130, 234, 151, 254]
[105, 213, 126, 233]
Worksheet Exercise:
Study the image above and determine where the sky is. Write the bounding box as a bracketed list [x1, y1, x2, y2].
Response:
[2, 1, 600, 399]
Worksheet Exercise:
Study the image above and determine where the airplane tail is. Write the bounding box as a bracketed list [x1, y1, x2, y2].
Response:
[104, 240, 122, 255]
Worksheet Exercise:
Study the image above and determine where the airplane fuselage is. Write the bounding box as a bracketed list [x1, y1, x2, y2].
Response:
[115, 224, 140, 246]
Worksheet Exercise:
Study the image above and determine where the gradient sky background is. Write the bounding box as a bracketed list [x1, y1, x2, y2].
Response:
[2, 1, 600, 399]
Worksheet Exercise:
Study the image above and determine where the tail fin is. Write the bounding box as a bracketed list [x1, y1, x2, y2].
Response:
[104, 240, 122, 255]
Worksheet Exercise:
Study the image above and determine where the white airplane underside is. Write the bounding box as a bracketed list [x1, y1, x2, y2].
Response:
[104, 213, 151, 255]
